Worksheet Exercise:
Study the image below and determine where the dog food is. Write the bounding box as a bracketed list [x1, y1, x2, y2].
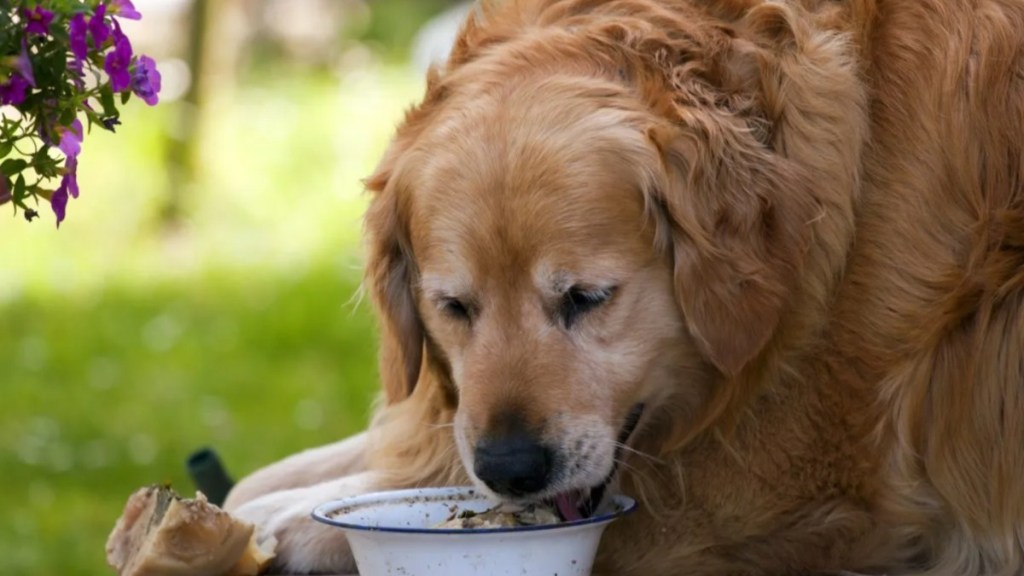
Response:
[435, 502, 561, 529]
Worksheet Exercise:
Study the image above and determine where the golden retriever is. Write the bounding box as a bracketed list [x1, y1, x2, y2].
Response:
[223, 0, 1024, 574]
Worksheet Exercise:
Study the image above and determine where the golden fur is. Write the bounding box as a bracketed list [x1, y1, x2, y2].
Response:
[224, 1, 1024, 574]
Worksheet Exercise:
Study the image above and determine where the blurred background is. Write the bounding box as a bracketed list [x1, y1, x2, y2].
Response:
[0, 0, 472, 573]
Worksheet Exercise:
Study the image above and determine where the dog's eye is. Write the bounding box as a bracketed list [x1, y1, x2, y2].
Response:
[440, 297, 473, 321]
[560, 286, 615, 328]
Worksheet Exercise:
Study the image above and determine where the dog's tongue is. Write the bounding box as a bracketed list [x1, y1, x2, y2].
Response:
[554, 491, 584, 522]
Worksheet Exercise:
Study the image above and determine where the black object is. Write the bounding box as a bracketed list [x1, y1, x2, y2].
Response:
[473, 434, 553, 496]
[186, 447, 235, 507]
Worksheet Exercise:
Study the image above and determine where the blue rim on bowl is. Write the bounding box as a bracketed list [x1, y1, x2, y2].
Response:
[310, 486, 638, 535]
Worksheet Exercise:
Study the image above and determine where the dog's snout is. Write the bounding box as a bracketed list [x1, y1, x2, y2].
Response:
[473, 434, 552, 496]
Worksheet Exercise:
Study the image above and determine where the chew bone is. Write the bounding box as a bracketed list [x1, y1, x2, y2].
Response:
[106, 485, 276, 576]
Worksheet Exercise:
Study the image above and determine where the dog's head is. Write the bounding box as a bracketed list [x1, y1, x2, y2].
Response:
[362, 3, 824, 514]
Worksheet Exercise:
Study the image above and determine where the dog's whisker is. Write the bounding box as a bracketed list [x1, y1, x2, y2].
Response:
[612, 457, 644, 476]
[611, 441, 664, 465]
[612, 457, 657, 491]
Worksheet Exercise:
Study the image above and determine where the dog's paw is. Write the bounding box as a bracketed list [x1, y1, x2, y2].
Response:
[265, 499, 357, 574]
[231, 473, 380, 574]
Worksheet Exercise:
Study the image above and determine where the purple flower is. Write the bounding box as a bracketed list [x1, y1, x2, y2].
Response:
[51, 184, 68, 227]
[131, 56, 161, 105]
[23, 7, 55, 36]
[56, 119, 84, 158]
[89, 3, 110, 45]
[52, 157, 80, 228]
[69, 13, 89, 61]
[104, 32, 133, 92]
[64, 157, 80, 199]
[108, 0, 142, 20]
[0, 74, 31, 106]
[15, 42, 35, 86]
[0, 45, 34, 105]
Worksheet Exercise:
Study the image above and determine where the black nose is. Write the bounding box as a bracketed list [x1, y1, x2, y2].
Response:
[473, 434, 552, 496]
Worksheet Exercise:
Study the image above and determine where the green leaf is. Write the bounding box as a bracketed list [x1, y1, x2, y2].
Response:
[34, 160, 56, 179]
[0, 141, 11, 160]
[0, 118, 17, 138]
[99, 84, 119, 117]
[32, 148, 47, 162]
[59, 107, 77, 127]
[13, 174, 26, 202]
[0, 158, 28, 175]
[121, 90, 132, 105]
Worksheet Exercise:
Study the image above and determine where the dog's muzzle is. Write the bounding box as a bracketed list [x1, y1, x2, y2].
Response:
[548, 402, 645, 521]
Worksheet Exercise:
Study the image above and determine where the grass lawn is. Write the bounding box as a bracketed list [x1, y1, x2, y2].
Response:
[0, 63, 425, 575]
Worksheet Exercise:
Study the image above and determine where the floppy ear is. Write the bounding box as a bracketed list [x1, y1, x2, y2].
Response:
[363, 146, 425, 404]
[647, 121, 818, 376]
[360, 64, 457, 404]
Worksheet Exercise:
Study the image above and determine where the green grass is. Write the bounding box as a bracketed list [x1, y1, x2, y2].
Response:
[0, 64, 425, 575]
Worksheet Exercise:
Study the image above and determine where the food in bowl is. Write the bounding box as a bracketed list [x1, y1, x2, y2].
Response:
[434, 502, 561, 529]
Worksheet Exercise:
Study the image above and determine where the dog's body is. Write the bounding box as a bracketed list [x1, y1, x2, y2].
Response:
[224, 1, 1024, 574]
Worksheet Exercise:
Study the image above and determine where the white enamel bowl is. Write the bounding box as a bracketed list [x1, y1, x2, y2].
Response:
[311, 486, 636, 576]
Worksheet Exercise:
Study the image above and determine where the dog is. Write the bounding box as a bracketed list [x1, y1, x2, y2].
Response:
[222, 1, 1024, 574]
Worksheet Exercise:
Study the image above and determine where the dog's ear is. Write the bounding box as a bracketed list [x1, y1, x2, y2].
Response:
[361, 70, 456, 403]
[646, 119, 817, 376]
[363, 144, 425, 404]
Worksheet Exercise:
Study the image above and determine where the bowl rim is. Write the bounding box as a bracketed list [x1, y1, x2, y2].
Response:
[310, 485, 638, 535]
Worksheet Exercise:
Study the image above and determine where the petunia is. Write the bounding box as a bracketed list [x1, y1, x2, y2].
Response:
[51, 157, 80, 227]
[15, 41, 35, 86]
[89, 3, 110, 45]
[108, 0, 142, 20]
[64, 156, 80, 199]
[23, 7, 55, 36]
[130, 55, 161, 105]
[104, 32, 133, 92]
[0, 74, 31, 106]
[56, 119, 84, 158]
[69, 13, 89, 61]
[51, 183, 68, 227]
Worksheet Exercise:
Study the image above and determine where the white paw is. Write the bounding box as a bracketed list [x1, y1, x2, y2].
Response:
[232, 473, 380, 574]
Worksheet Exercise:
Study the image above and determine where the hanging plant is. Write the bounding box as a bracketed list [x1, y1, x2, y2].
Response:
[0, 0, 161, 227]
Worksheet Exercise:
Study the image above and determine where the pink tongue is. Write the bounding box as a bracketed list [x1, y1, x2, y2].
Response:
[555, 492, 583, 522]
